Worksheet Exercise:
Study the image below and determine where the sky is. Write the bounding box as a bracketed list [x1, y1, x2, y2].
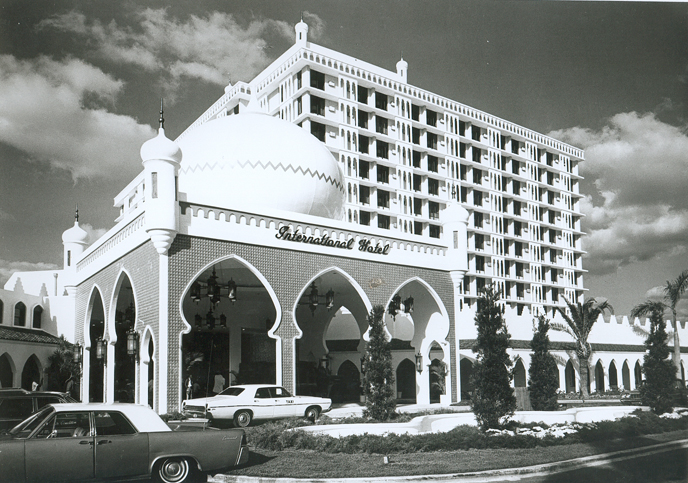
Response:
[1, 0, 687, 318]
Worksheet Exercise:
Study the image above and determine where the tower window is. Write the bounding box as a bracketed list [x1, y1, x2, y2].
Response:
[357, 86, 368, 104]
[151, 172, 158, 199]
[32, 306, 43, 329]
[310, 70, 325, 90]
[14, 302, 26, 327]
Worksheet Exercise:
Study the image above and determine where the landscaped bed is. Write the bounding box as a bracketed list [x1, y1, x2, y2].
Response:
[221, 410, 688, 478]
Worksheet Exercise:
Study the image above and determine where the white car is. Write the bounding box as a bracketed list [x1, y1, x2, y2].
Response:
[182, 384, 332, 427]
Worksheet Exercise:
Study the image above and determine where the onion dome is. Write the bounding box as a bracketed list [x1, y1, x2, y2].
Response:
[62, 208, 89, 245]
[177, 112, 345, 219]
[140, 127, 182, 165]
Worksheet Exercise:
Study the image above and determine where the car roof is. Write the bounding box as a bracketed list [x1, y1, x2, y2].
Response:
[0, 389, 70, 398]
[232, 384, 283, 389]
[49, 403, 171, 432]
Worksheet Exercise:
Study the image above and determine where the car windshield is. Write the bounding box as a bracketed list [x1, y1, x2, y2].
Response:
[9, 406, 54, 438]
[217, 387, 244, 397]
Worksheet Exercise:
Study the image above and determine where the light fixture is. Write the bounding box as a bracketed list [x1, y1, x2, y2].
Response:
[194, 314, 202, 329]
[403, 296, 414, 314]
[205, 310, 215, 330]
[320, 354, 330, 370]
[300, 282, 335, 316]
[190, 266, 239, 307]
[126, 329, 139, 360]
[360, 355, 366, 375]
[73, 342, 82, 364]
[220, 313, 227, 329]
[415, 352, 423, 373]
[95, 337, 107, 363]
[388, 295, 402, 320]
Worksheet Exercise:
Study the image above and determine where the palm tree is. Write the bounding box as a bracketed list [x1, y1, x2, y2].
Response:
[553, 296, 613, 398]
[662, 270, 688, 380]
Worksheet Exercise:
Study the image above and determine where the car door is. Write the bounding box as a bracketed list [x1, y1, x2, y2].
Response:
[271, 387, 298, 418]
[251, 387, 275, 420]
[24, 411, 94, 482]
[94, 411, 149, 480]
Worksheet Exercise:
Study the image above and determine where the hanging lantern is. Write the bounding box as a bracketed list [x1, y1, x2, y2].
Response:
[388, 295, 401, 319]
[190, 281, 202, 304]
[320, 354, 330, 370]
[126, 329, 139, 359]
[325, 289, 335, 310]
[95, 337, 107, 363]
[403, 296, 414, 314]
[208, 267, 222, 306]
[194, 313, 203, 329]
[227, 279, 237, 304]
[415, 352, 423, 373]
[206, 310, 215, 330]
[220, 313, 227, 329]
[308, 282, 319, 316]
[73, 342, 82, 364]
[360, 355, 366, 375]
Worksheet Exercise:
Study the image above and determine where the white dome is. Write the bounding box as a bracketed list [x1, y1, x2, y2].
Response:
[177, 113, 345, 219]
[62, 221, 89, 245]
[140, 128, 182, 164]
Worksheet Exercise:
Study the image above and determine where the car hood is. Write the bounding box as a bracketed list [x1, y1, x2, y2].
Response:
[183, 395, 233, 407]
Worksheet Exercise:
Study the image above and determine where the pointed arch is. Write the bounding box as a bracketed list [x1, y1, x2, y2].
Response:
[608, 360, 618, 389]
[108, 268, 139, 343]
[396, 358, 417, 402]
[565, 359, 576, 393]
[21, 354, 42, 390]
[513, 357, 527, 388]
[335, 359, 361, 403]
[0, 353, 15, 388]
[621, 360, 631, 390]
[594, 360, 605, 392]
[13, 302, 26, 326]
[634, 360, 642, 389]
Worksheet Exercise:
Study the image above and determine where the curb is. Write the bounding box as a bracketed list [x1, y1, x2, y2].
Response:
[209, 438, 688, 483]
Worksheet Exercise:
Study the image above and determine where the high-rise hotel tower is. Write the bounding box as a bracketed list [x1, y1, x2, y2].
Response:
[180, 19, 586, 318]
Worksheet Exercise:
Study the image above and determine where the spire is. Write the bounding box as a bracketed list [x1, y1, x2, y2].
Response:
[75, 203, 79, 223]
[159, 98, 165, 130]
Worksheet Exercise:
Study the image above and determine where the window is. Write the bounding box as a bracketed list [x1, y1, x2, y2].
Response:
[255, 388, 270, 398]
[429, 225, 440, 238]
[515, 242, 523, 257]
[296, 97, 302, 115]
[359, 161, 370, 180]
[427, 155, 438, 173]
[475, 233, 484, 250]
[377, 189, 390, 209]
[428, 178, 439, 196]
[460, 164, 467, 180]
[512, 160, 519, 174]
[375, 93, 387, 110]
[296, 71, 302, 89]
[472, 126, 480, 141]
[476, 256, 485, 273]
[459, 120, 466, 136]
[515, 262, 524, 278]
[376, 141, 389, 159]
[413, 197, 422, 216]
[375, 116, 388, 134]
[310, 95, 325, 116]
[411, 104, 420, 121]
[473, 190, 482, 206]
[460, 142, 467, 158]
[514, 221, 522, 236]
[426, 109, 437, 127]
[14, 302, 26, 326]
[310, 122, 326, 142]
[32, 306, 43, 329]
[513, 200, 521, 216]
[358, 134, 369, 154]
[359, 186, 370, 204]
[357, 86, 368, 104]
[378, 214, 390, 229]
[474, 212, 483, 228]
[412, 127, 421, 145]
[516, 283, 524, 299]
[360, 211, 371, 226]
[472, 147, 481, 163]
[151, 172, 158, 199]
[413, 174, 422, 192]
[414, 221, 423, 235]
[377, 165, 389, 184]
[473, 168, 482, 185]
[460, 186, 468, 203]
[412, 150, 421, 168]
[95, 411, 136, 436]
[427, 132, 437, 150]
[0, 398, 32, 419]
[429, 201, 439, 220]
[513, 180, 520, 195]
[310, 70, 325, 90]
[358, 111, 368, 129]
[37, 412, 91, 439]
[0, 299, 3, 324]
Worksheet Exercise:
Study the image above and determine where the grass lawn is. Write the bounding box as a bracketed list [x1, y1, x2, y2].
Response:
[222, 430, 688, 479]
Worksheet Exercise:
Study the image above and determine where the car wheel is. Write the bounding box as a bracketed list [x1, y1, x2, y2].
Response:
[234, 410, 252, 428]
[305, 406, 320, 422]
[155, 457, 192, 483]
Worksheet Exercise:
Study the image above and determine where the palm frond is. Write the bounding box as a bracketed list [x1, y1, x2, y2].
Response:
[631, 300, 667, 320]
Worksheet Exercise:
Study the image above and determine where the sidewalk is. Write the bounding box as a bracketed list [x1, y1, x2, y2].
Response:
[210, 438, 688, 483]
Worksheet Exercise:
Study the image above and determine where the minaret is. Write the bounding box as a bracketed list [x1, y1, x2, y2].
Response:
[140, 100, 182, 255]
[295, 16, 308, 45]
[396, 56, 409, 83]
[61, 205, 89, 271]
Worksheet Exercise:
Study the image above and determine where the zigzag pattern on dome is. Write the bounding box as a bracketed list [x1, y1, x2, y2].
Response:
[179, 158, 345, 192]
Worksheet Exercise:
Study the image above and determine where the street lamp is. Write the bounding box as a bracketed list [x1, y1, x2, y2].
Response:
[415, 352, 423, 373]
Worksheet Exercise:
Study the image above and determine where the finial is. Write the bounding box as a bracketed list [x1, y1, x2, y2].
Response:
[301, 11, 303, 22]
[75, 203, 79, 223]
[159, 98, 165, 130]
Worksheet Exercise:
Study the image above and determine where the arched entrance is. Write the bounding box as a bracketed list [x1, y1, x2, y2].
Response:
[429, 357, 446, 404]
[0, 353, 13, 388]
[21, 355, 42, 390]
[295, 269, 370, 397]
[460, 358, 474, 400]
[182, 258, 278, 399]
[396, 359, 416, 402]
[595, 360, 605, 393]
[622, 361, 631, 390]
[634, 361, 642, 388]
[565, 360, 576, 393]
[335, 360, 361, 403]
[513, 358, 527, 388]
[609, 361, 618, 390]
[88, 289, 105, 402]
[113, 274, 136, 402]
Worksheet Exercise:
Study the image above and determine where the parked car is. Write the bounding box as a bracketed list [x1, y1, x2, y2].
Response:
[0, 388, 77, 432]
[182, 384, 332, 427]
[0, 402, 249, 483]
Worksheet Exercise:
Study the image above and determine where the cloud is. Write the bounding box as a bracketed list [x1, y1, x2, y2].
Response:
[0, 259, 60, 288]
[0, 209, 15, 222]
[0, 55, 155, 180]
[38, 9, 326, 91]
[81, 223, 108, 244]
[549, 112, 688, 275]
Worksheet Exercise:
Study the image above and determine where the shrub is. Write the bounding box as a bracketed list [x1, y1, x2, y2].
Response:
[471, 285, 516, 430]
[362, 305, 396, 421]
[528, 315, 559, 411]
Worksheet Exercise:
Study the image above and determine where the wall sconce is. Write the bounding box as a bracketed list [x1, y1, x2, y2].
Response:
[360, 355, 366, 375]
[403, 296, 414, 314]
[320, 354, 330, 371]
[126, 329, 139, 361]
[415, 352, 423, 373]
[95, 337, 107, 364]
[73, 342, 82, 364]
[388, 294, 402, 320]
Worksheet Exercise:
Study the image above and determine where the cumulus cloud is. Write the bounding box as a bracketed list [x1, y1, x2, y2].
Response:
[549, 112, 688, 275]
[81, 223, 108, 244]
[38, 9, 326, 90]
[0, 259, 60, 288]
[0, 55, 155, 180]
